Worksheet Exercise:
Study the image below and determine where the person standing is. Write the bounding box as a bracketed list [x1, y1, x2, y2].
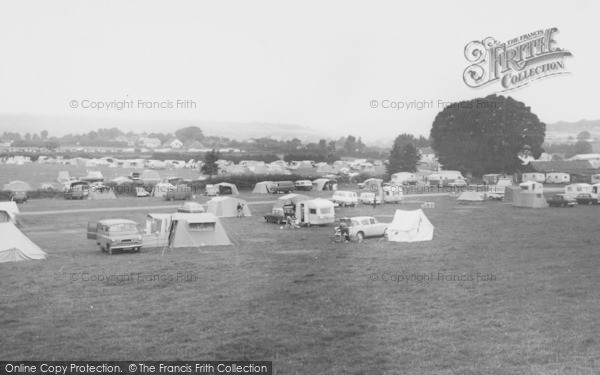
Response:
[236, 203, 243, 218]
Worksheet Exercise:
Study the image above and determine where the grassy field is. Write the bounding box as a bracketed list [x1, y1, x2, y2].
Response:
[1, 188, 600, 374]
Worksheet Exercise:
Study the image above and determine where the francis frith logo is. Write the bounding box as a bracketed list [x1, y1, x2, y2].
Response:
[463, 27, 572, 92]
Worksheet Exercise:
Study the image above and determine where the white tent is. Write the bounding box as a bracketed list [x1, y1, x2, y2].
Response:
[253, 181, 273, 194]
[167, 213, 231, 248]
[207, 196, 251, 217]
[387, 209, 434, 242]
[0, 202, 20, 223]
[0, 223, 47, 262]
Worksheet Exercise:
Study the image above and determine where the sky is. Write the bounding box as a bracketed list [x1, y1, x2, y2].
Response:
[0, 0, 598, 142]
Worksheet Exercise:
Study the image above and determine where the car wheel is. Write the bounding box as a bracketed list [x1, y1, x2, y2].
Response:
[357, 232, 364, 242]
[107, 245, 113, 255]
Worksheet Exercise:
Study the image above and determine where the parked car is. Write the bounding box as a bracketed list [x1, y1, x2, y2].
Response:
[65, 182, 90, 200]
[359, 192, 381, 204]
[448, 178, 468, 187]
[334, 216, 388, 242]
[87, 219, 142, 254]
[10, 191, 28, 203]
[575, 193, 599, 205]
[331, 191, 358, 207]
[271, 181, 295, 194]
[164, 185, 193, 201]
[548, 194, 577, 207]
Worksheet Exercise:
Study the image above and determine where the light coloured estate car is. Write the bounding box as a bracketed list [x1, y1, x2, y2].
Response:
[87, 219, 142, 254]
[331, 191, 358, 207]
[337, 216, 389, 241]
[359, 192, 381, 204]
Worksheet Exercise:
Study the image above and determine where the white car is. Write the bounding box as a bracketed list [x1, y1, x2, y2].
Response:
[331, 191, 358, 207]
[359, 192, 381, 204]
[336, 216, 389, 242]
[448, 179, 468, 187]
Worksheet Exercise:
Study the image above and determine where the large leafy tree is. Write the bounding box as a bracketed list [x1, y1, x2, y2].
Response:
[387, 134, 420, 174]
[201, 149, 219, 179]
[175, 126, 204, 142]
[430, 95, 545, 175]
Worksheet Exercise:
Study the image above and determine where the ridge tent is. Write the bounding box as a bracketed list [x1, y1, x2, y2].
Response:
[387, 209, 434, 242]
[513, 190, 547, 208]
[167, 213, 231, 248]
[215, 183, 239, 196]
[503, 186, 521, 203]
[207, 196, 251, 217]
[0, 202, 19, 224]
[457, 191, 484, 203]
[271, 193, 310, 215]
[253, 181, 273, 194]
[0, 223, 47, 262]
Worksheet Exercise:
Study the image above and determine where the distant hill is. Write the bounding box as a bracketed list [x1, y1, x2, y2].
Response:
[546, 119, 600, 134]
[0, 114, 328, 142]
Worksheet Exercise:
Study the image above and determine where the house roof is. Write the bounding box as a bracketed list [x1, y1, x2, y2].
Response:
[529, 160, 600, 174]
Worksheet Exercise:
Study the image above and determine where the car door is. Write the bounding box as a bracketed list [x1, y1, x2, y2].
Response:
[361, 219, 371, 236]
[87, 222, 98, 240]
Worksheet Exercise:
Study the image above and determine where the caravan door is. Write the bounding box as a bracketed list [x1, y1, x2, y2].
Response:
[87, 222, 98, 240]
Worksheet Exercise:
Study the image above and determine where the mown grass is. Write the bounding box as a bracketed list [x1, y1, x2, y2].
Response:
[1, 193, 600, 374]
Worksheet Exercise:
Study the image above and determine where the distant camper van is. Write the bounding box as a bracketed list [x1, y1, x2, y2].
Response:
[331, 191, 358, 207]
[271, 181, 295, 194]
[591, 174, 600, 184]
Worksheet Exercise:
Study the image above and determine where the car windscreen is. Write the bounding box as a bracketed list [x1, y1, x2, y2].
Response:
[109, 224, 137, 232]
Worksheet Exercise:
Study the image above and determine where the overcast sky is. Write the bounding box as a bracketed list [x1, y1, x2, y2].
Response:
[0, 0, 598, 141]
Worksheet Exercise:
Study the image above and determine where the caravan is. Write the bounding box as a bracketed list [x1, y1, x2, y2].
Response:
[390, 172, 417, 186]
[295, 199, 336, 226]
[564, 183, 592, 199]
[522, 173, 546, 183]
[546, 173, 570, 184]
[382, 185, 403, 203]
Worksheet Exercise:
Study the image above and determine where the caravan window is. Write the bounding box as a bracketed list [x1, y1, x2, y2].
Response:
[309, 208, 317, 214]
[320, 207, 332, 214]
[188, 222, 215, 232]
